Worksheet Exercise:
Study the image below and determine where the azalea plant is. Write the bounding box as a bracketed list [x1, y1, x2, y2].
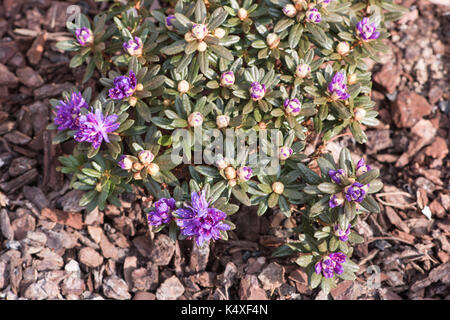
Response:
[49, 0, 406, 294]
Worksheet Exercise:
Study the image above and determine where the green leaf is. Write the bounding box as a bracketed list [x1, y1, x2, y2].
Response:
[297, 163, 321, 185]
[231, 187, 251, 206]
[81, 168, 101, 178]
[296, 255, 313, 267]
[320, 277, 336, 295]
[209, 44, 234, 61]
[309, 197, 329, 218]
[317, 182, 341, 194]
[360, 195, 380, 213]
[310, 271, 322, 289]
[357, 169, 380, 185]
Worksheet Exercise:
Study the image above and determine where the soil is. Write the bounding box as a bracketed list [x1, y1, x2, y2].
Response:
[0, 0, 448, 300]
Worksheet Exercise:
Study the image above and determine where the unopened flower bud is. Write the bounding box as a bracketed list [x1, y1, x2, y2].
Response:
[213, 28, 226, 39]
[191, 24, 208, 40]
[337, 41, 350, 55]
[284, 98, 301, 116]
[228, 179, 237, 187]
[225, 167, 237, 180]
[75, 27, 93, 46]
[249, 82, 266, 101]
[197, 41, 207, 52]
[296, 64, 311, 78]
[216, 115, 230, 128]
[329, 193, 344, 208]
[123, 36, 143, 56]
[188, 112, 203, 127]
[237, 166, 253, 182]
[348, 73, 357, 85]
[266, 33, 281, 49]
[133, 162, 144, 172]
[238, 8, 248, 21]
[354, 108, 366, 121]
[165, 15, 176, 30]
[178, 80, 190, 94]
[279, 146, 293, 161]
[138, 150, 155, 165]
[282, 4, 297, 18]
[305, 8, 321, 23]
[216, 158, 229, 170]
[147, 163, 160, 176]
[356, 158, 372, 177]
[118, 155, 133, 170]
[272, 181, 284, 194]
[129, 96, 137, 106]
[133, 171, 142, 180]
[185, 32, 196, 42]
[220, 71, 235, 87]
[136, 83, 144, 91]
[258, 122, 267, 130]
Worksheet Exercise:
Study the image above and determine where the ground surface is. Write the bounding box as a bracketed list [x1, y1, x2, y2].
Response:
[0, 0, 448, 300]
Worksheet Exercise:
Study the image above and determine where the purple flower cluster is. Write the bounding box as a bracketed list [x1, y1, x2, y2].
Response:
[306, 8, 321, 23]
[334, 223, 351, 242]
[175, 191, 230, 247]
[356, 18, 380, 41]
[327, 72, 350, 100]
[344, 182, 367, 203]
[108, 71, 137, 100]
[75, 27, 93, 46]
[249, 82, 266, 101]
[315, 252, 346, 278]
[123, 36, 143, 56]
[54, 92, 89, 131]
[328, 168, 345, 184]
[148, 198, 176, 227]
[74, 109, 120, 149]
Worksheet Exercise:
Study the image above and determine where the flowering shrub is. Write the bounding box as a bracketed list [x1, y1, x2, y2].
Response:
[49, 0, 406, 294]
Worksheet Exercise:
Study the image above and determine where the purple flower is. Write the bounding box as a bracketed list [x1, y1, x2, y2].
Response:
[75, 27, 93, 46]
[306, 8, 321, 23]
[74, 109, 120, 149]
[148, 198, 176, 227]
[54, 92, 89, 131]
[284, 98, 301, 116]
[327, 72, 350, 100]
[165, 15, 176, 29]
[249, 82, 266, 101]
[175, 190, 231, 247]
[123, 36, 143, 56]
[356, 17, 380, 41]
[329, 193, 344, 208]
[315, 252, 346, 278]
[344, 182, 367, 203]
[328, 168, 346, 184]
[334, 223, 351, 241]
[237, 166, 253, 182]
[356, 158, 372, 176]
[108, 71, 137, 100]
